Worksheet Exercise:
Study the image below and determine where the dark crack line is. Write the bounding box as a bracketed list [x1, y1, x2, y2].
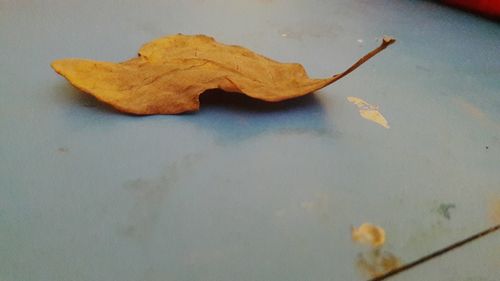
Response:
[368, 223, 500, 281]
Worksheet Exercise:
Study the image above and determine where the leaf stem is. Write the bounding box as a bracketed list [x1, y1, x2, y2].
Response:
[326, 36, 396, 86]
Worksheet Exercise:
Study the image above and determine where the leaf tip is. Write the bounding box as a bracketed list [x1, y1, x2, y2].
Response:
[51, 58, 79, 75]
[51, 59, 65, 73]
[382, 36, 396, 46]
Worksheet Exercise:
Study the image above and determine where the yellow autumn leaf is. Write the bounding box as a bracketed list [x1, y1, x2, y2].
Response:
[52, 34, 395, 115]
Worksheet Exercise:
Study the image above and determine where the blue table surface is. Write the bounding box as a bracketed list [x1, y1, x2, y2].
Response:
[1, 1, 500, 281]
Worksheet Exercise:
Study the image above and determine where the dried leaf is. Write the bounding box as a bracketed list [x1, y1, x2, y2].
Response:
[352, 223, 386, 248]
[52, 34, 395, 115]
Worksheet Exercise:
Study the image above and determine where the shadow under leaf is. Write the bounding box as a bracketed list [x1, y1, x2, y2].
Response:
[55, 82, 333, 143]
[183, 89, 332, 144]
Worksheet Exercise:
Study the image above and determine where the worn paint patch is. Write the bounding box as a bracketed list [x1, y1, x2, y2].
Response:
[356, 249, 402, 279]
[300, 193, 332, 224]
[454, 97, 500, 131]
[437, 203, 456, 220]
[120, 153, 203, 239]
[347, 96, 390, 128]
[352, 223, 386, 248]
[56, 147, 69, 153]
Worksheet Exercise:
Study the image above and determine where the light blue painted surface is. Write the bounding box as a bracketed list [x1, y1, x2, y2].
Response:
[1, 1, 500, 281]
